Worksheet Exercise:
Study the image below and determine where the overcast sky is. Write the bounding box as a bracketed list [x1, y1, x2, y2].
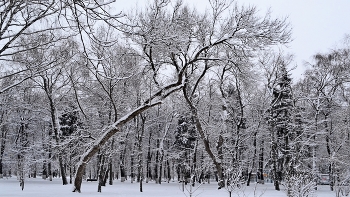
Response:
[117, 0, 350, 80]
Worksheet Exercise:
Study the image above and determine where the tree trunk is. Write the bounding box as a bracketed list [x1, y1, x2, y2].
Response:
[58, 155, 67, 184]
[247, 172, 252, 186]
[158, 150, 163, 184]
[69, 165, 72, 184]
[33, 164, 37, 178]
[247, 130, 258, 186]
[138, 115, 145, 191]
[183, 82, 225, 189]
[98, 174, 103, 192]
[138, 146, 144, 192]
[109, 138, 114, 185]
[167, 159, 171, 183]
[0, 125, 7, 178]
[324, 114, 334, 191]
[272, 141, 280, 191]
[258, 140, 264, 184]
[17, 123, 27, 188]
[154, 139, 159, 183]
[192, 108, 224, 188]
[271, 125, 280, 191]
[108, 161, 113, 185]
[103, 167, 109, 186]
[192, 140, 198, 186]
[73, 77, 184, 192]
[120, 152, 126, 182]
[42, 162, 47, 179]
[146, 131, 152, 183]
[96, 151, 102, 181]
[0, 148, 4, 178]
[48, 155, 52, 181]
[47, 91, 68, 185]
[131, 149, 135, 183]
[99, 154, 107, 186]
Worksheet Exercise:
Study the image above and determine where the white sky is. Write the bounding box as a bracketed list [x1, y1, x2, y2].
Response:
[116, 0, 350, 80]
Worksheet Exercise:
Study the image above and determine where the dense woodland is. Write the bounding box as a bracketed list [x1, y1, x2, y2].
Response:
[1, 0, 350, 196]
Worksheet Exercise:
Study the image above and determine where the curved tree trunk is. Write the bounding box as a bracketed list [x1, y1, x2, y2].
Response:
[73, 102, 162, 192]
[72, 64, 185, 192]
[183, 83, 225, 189]
[191, 108, 225, 188]
[184, 107, 225, 188]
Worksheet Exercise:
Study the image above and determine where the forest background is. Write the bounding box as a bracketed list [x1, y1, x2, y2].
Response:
[0, 0, 350, 196]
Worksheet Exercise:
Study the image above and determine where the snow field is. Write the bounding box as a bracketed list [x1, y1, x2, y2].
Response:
[0, 177, 336, 197]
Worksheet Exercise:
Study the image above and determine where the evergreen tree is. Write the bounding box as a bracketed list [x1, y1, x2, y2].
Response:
[173, 114, 197, 183]
[59, 107, 80, 137]
[268, 65, 294, 191]
[59, 106, 81, 184]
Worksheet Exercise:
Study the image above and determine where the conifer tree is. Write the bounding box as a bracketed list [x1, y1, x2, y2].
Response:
[174, 114, 197, 183]
[268, 65, 294, 191]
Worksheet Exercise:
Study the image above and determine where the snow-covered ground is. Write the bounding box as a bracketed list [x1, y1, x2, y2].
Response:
[0, 177, 336, 197]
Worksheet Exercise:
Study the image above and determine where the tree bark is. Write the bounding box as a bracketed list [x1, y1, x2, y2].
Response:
[103, 167, 109, 186]
[109, 138, 114, 185]
[248, 129, 258, 186]
[120, 145, 127, 182]
[69, 163, 72, 184]
[158, 148, 164, 184]
[258, 140, 265, 184]
[146, 131, 152, 183]
[167, 159, 171, 183]
[0, 127, 6, 178]
[192, 141, 198, 186]
[138, 115, 146, 192]
[154, 139, 159, 183]
[108, 161, 113, 185]
[48, 152, 52, 181]
[324, 113, 334, 191]
[131, 148, 135, 183]
[272, 138, 280, 191]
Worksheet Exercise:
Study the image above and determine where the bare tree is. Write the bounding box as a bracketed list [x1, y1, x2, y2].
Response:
[71, 0, 290, 192]
[0, 0, 123, 93]
[300, 48, 350, 191]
